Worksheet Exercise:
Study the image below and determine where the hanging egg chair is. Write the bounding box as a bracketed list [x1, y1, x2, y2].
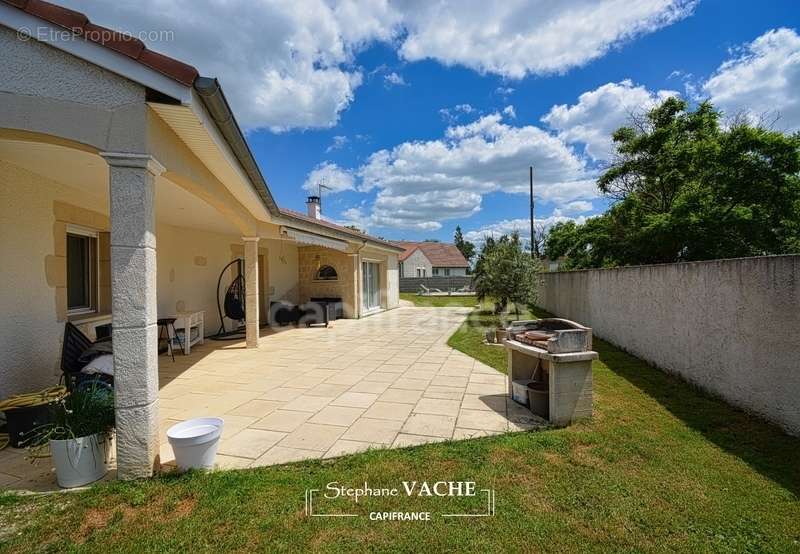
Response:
[210, 258, 247, 340]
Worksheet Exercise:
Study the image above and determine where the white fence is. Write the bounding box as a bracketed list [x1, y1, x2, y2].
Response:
[539, 255, 800, 436]
[399, 276, 473, 293]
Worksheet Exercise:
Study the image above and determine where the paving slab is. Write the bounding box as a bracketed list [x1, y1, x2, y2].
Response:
[3, 306, 548, 492]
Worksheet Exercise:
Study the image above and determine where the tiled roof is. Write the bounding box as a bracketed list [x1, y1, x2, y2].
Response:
[397, 242, 469, 267]
[280, 209, 403, 251]
[2, 0, 198, 86]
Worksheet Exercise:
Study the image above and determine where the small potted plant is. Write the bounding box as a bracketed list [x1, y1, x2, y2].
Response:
[31, 383, 115, 488]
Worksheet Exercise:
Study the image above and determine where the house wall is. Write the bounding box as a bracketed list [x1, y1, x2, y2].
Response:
[297, 246, 357, 318]
[0, 26, 141, 109]
[0, 25, 147, 153]
[387, 254, 400, 309]
[0, 160, 109, 398]
[361, 247, 400, 312]
[402, 249, 432, 277]
[296, 245, 399, 317]
[228, 237, 300, 307]
[0, 157, 304, 399]
[538, 256, 800, 436]
[155, 223, 240, 334]
[157, 230, 298, 334]
[263, 239, 300, 304]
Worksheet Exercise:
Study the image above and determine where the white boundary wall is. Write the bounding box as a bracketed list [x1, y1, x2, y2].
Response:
[539, 255, 800, 436]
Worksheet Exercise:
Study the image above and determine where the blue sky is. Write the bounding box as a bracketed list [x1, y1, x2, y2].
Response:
[64, 0, 800, 244]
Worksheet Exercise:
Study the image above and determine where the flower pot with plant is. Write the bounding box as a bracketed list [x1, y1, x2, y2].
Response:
[32, 383, 115, 488]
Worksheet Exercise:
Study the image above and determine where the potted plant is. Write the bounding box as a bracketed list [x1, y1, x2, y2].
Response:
[31, 383, 115, 488]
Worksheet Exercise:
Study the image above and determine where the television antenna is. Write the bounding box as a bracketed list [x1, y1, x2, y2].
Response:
[317, 180, 332, 212]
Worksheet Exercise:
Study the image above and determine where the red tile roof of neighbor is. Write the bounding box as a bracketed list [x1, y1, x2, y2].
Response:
[2, 0, 199, 86]
[397, 242, 469, 267]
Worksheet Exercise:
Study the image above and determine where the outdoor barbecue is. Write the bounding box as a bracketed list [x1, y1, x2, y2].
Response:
[505, 318, 598, 426]
[506, 318, 592, 354]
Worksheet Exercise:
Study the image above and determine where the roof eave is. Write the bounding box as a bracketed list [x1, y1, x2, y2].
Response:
[193, 77, 280, 217]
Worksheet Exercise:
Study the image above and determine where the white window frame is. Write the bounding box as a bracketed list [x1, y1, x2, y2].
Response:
[361, 261, 382, 313]
[66, 224, 100, 316]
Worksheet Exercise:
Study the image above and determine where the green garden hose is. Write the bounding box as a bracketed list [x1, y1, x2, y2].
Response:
[0, 386, 67, 450]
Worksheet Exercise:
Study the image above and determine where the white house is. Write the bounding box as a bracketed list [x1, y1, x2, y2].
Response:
[0, 0, 402, 478]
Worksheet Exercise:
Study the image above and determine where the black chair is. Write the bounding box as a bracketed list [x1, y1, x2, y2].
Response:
[157, 317, 184, 361]
[60, 322, 113, 391]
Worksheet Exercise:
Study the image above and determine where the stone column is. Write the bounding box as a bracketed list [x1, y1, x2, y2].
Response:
[243, 237, 260, 348]
[101, 152, 164, 480]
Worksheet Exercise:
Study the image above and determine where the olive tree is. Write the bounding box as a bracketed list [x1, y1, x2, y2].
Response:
[473, 232, 542, 314]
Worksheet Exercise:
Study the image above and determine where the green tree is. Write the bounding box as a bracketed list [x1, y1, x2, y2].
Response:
[453, 225, 476, 264]
[546, 98, 800, 268]
[473, 232, 542, 314]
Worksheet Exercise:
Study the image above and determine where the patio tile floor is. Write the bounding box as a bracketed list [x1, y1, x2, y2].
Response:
[0, 307, 548, 490]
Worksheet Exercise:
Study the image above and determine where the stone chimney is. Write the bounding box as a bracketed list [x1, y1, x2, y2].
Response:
[306, 195, 321, 219]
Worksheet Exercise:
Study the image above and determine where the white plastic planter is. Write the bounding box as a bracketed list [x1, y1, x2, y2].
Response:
[167, 417, 224, 471]
[50, 433, 109, 488]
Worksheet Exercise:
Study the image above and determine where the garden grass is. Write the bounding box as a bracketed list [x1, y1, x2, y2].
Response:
[1, 303, 798, 553]
[399, 292, 480, 308]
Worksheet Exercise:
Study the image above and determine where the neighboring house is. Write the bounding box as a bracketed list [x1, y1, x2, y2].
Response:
[0, 0, 402, 478]
[397, 242, 470, 278]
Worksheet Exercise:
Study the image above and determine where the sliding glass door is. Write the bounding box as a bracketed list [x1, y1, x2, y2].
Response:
[362, 261, 381, 312]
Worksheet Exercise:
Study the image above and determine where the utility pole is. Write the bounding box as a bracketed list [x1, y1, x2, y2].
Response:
[529, 165, 535, 258]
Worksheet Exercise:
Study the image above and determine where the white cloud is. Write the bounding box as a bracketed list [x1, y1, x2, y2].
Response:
[702, 28, 800, 131]
[439, 103, 477, 122]
[495, 86, 515, 97]
[326, 135, 349, 153]
[57, 0, 402, 131]
[317, 110, 599, 230]
[463, 215, 587, 245]
[338, 206, 371, 232]
[383, 72, 408, 87]
[57, 0, 694, 131]
[559, 200, 594, 214]
[302, 162, 355, 193]
[542, 80, 678, 160]
[502, 105, 517, 119]
[397, 0, 697, 78]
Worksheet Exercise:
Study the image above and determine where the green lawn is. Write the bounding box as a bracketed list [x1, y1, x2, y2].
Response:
[399, 291, 480, 307]
[2, 304, 799, 552]
[446, 301, 534, 371]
